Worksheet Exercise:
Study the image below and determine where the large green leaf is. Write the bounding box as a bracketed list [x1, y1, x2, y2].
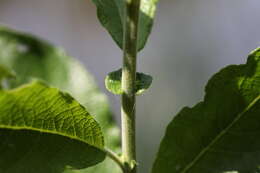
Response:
[0, 81, 105, 173]
[91, 0, 158, 51]
[0, 26, 121, 173]
[152, 48, 260, 173]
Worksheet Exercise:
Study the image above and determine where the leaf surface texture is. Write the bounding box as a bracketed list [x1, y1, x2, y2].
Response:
[0, 82, 105, 173]
[0, 26, 121, 173]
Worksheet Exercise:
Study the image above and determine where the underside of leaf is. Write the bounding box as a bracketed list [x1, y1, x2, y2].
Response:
[91, 0, 158, 51]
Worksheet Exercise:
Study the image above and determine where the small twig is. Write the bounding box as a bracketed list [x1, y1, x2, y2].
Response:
[105, 148, 126, 172]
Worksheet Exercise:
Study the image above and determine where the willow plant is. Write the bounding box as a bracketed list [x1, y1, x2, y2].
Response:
[0, 1, 259, 173]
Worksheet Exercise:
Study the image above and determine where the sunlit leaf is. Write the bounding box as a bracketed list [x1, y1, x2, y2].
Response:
[0, 81, 105, 173]
[0, 26, 121, 173]
[152, 48, 260, 173]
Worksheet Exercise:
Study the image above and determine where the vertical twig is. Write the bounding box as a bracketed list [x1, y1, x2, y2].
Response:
[121, 0, 141, 172]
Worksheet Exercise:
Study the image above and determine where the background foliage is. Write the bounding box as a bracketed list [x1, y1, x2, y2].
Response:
[0, 26, 120, 173]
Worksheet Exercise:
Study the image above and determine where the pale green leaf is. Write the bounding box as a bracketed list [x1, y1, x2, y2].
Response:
[152, 48, 260, 173]
[91, 0, 158, 51]
[0, 81, 105, 173]
[105, 69, 152, 95]
[0, 26, 121, 173]
[0, 64, 15, 81]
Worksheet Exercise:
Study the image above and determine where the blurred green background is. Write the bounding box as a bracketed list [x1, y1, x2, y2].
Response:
[0, 0, 259, 172]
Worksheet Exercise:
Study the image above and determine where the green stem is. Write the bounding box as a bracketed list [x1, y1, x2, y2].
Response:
[121, 0, 141, 172]
[105, 148, 126, 172]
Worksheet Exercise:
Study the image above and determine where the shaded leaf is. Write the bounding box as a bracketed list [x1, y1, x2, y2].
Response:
[0, 26, 121, 173]
[0, 81, 105, 173]
[105, 69, 152, 95]
[152, 48, 260, 173]
[0, 64, 15, 81]
[91, 0, 158, 51]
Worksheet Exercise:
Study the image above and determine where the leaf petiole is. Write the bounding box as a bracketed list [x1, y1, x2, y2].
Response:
[105, 148, 126, 172]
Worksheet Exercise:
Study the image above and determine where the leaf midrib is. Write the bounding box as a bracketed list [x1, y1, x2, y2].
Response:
[0, 124, 103, 150]
[180, 94, 260, 173]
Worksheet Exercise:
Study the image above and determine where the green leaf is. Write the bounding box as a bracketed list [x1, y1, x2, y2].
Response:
[0, 64, 15, 81]
[105, 69, 153, 95]
[152, 48, 260, 173]
[0, 81, 105, 173]
[91, 0, 158, 51]
[0, 26, 121, 173]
